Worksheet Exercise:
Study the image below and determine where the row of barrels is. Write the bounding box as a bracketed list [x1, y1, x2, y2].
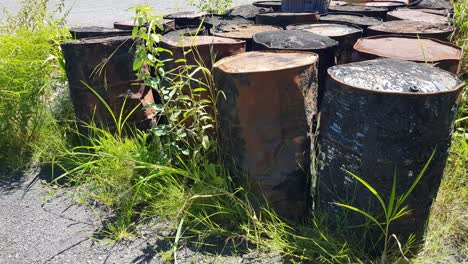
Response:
[60, 1, 463, 242]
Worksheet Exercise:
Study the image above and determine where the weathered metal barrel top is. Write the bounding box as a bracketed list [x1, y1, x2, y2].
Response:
[352, 1, 406, 11]
[214, 51, 319, 220]
[329, 0, 348, 6]
[203, 15, 253, 30]
[256, 12, 320, 28]
[163, 27, 208, 40]
[328, 58, 462, 93]
[253, 0, 282, 11]
[319, 13, 383, 30]
[387, 8, 449, 24]
[113, 19, 175, 32]
[162, 35, 246, 48]
[287, 23, 363, 37]
[164, 11, 209, 27]
[367, 20, 454, 40]
[226, 4, 274, 20]
[328, 5, 389, 19]
[211, 24, 282, 50]
[69, 26, 131, 39]
[253, 29, 339, 51]
[354, 36, 462, 63]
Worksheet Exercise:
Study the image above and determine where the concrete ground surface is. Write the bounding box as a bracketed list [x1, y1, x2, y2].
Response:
[0, 168, 280, 263]
[0, 0, 255, 27]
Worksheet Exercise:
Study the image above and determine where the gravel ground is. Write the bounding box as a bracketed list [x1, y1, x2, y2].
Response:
[0, 168, 281, 264]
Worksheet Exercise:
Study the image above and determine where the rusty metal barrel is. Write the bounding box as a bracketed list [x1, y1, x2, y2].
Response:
[113, 19, 176, 33]
[328, 5, 389, 20]
[319, 13, 383, 35]
[226, 4, 274, 21]
[61, 36, 154, 131]
[203, 15, 253, 31]
[256, 12, 319, 28]
[69, 26, 131, 39]
[352, 1, 406, 11]
[252, 30, 338, 105]
[367, 20, 454, 40]
[317, 58, 464, 240]
[213, 51, 319, 220]
[211, 24, 282, 51]
[330, 0, 348, 6]
[353, 35, 463, 75]
[253, 1, 282, 11]
[387, 8, 449, 24]
[164, 11, 208, 28]
[287, 23, 363, 64]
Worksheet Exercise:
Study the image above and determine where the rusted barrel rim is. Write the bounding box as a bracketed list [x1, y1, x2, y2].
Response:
[214, 50, 319, 74]
[211, 24, 283, 40]
[162, 35, 246, 49]
[253, 30, 339, 52]
[353, 34, 463, 63]
[287, 22, 364, 35]
[61, 35, 133, 45]
[327, 59, 465, 96]
[367, 21, 454, 35]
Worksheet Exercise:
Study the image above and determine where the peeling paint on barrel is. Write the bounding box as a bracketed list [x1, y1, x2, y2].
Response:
[61, 36, 154, 131]
[318, 58, 464, 242]
[213, 51, 319, 220]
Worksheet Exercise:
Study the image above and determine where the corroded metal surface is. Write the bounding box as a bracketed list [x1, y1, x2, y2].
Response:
[113, 19, 175, 33]
[319, 13, 383, 35]
[367, 20, 454, 40]
[69, 26, 131, 39]
[212, 24, 282, 50]
[253, 0, 282, 11]
[329, 0, 348, 6]
[287, 23, 363, 64]
[163, 27, 208, 40]
[352, 1, 406, 11]
[214, 51, 319, 220]
[252, 30, 338, 105]
[226, 4, 273, 21]
[318, 58, 463, 241]
[203, 15, 253, 31]
[328, 5, 389, 19]
[410, 0, 453, 10]
[281, 0, 329, 14]
[353, 35, 462, 75]
[256, 12, 320, 28]
[164, 11, 208, 28]
[61, 36, 154, 131]
[387, 9, 449, 24]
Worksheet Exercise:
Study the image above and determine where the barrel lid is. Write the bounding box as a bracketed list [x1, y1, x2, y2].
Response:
[163, 27, 206, 39]
[257, 12, 319, 18]
[113, 19, 175, 30]
[353, 1, 406, 8]
[330, 1, 349, 6]
[354, 36, 462, 62]
[253, 1, 282, 10]
[163, 35, 245, 48]
[328, 59, 463, 93]
[62, 35, 133, 46]
[287, 23, 362, 37]
[329, 5, 388, 13]
[203, 15, 253, 27]
[368, 20, 453, 35]
[226, 4, 273, 19]
[319, 13, 383, 27]
[253, 30, 339, 51]
[387, 9, 449, 24]
[214, 51, 318, 73]
[374, 0, 408, 4]
[164, 11, 208, 19]
[212, 24, 282, 40]
[69, 26, 129, 34]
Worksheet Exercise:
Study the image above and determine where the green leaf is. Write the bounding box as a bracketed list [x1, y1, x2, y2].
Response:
[335, 202, 385, 234]
[387, 168, 397, 218]
[344, 170, 388, 217]
[133, 57, 143, 71]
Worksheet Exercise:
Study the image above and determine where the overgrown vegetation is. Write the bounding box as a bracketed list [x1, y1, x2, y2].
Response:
[0, 0, 466, 263]
[0, 0, 70, 170]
